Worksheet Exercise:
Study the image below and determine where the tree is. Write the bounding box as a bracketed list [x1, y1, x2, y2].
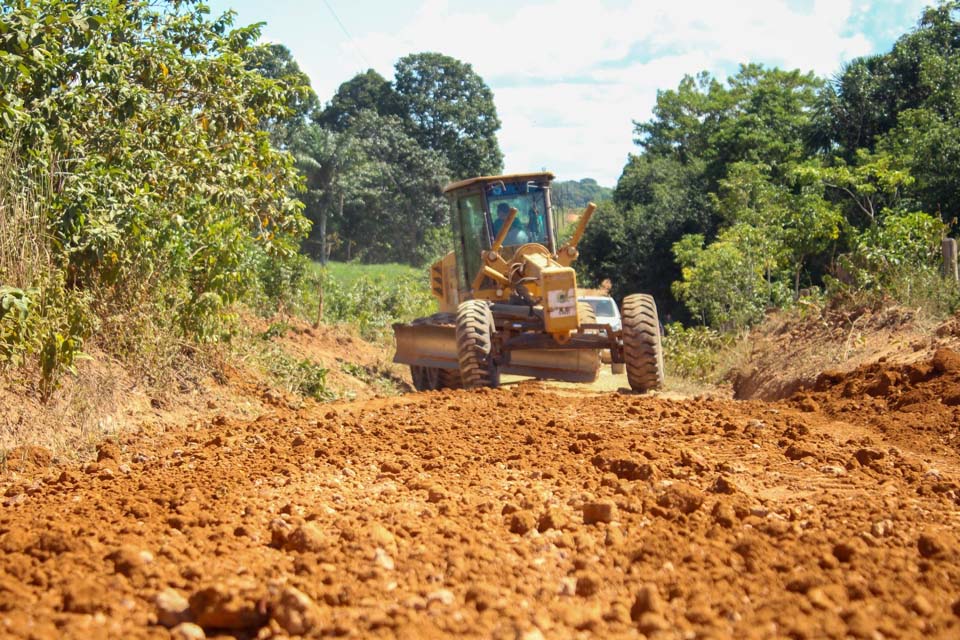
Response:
[635, 65, 822, 186]
[316, 69, 402, 132]
[335, 111, 449, 264]
[814, 2, 960, 221]
[290, 125, 365, 264]
[672, 225, 790, 330]
[793, 150, 914, 227]
[245, 43, 319, 146]
[578, 155, 713, 319]
[634, 71, 722, 164]
[393, 52, 503, 179]
[552, 178, 613, 211]
[716, 162, 842, 297]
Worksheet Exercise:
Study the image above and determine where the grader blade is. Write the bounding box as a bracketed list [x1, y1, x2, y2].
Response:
[392, 322, 459, 370]
[393, 321, 601, 382]
[502, 348, 600, 382]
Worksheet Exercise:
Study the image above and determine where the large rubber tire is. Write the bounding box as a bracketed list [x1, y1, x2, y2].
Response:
[455, 300, 499, 389]
[410, 366, 461, 391]
[577, 301, 601, 383]
[622, 294, 664, 392]
[438, 368, 462, 389]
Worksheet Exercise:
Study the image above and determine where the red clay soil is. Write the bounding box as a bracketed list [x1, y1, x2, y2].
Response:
[2, 353, 960, 639]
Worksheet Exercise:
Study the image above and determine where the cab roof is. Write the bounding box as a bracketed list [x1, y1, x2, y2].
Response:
[442, 172, 555, 194]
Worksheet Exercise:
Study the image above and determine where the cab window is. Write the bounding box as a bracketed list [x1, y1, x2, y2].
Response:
[455, 194, 486, 288]
[487, 183, 549, 248]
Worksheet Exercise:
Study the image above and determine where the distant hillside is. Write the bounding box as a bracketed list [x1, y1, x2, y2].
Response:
[552, 178, 612, 210]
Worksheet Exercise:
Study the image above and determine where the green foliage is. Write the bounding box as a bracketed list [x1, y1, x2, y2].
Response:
[394, 52, 503, 179]
[793, 150, 914, 226]
[552, 178, 613, 211]
[244, 43, 321, 146]
[592, 3, 960, 338]
[0, 1, 310, 395]
[300, 53, 503, 267]
[337, 111, 449, 264]
[260, 344, 335, 401]
[295, 262, 434, 342]
[813, 2, 960, 222]
[579, 157, 713, 315]
[717, 162, 843, 295]
[661, 322, 730, 382]
[0, 286, 35, 367]
[844, 210, 946, 288]
[672, 226, 791, 330]
[0, 276, 91, 399]
[317, 69, 403, 132]
[636, 65, 823, 185]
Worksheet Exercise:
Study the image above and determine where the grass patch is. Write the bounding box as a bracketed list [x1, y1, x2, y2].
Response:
[307, 262, 424, 288]
[298, 261, 436, 342]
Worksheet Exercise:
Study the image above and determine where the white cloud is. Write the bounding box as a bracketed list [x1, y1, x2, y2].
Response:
[336, 0, 909, 185]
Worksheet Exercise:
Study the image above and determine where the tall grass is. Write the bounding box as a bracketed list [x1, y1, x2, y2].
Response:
[0, 148, 91, 399]
[0, 145, 51, 289]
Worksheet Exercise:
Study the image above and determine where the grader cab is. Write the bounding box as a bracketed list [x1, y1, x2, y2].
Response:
[393, 172, 664, 392]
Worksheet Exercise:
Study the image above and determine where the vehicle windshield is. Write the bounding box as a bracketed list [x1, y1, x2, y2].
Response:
[487, 182, 549, 247]
[584, 298, 616, 317]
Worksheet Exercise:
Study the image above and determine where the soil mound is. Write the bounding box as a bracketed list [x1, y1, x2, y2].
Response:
[734, 305, 960, 400]
[788, 347, 960, 456]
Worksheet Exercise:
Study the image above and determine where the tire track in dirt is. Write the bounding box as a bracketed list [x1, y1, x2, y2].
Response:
[1, 354, 959, 639]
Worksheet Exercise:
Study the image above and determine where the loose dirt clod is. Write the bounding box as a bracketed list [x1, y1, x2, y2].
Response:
[188, 580, 267, 631]
[582, 501, 617, 524]
[155, 588, 191, 628]
[270, 585, 324, 635]
[170, 622, 205, 640]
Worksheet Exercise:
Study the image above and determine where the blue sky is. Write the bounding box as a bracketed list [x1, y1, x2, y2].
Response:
[207, 0, 931, 186]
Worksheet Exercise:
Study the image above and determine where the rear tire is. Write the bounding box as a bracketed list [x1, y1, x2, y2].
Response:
[622, 294, 664, 392]
[456, 300, 499, 389]
[438, 368, 462, 389]
[577, 301, 601, 383]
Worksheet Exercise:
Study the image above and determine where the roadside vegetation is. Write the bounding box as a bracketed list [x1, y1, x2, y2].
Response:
[578, 2, 960, 381]
[5, 0, 960, 412]
[0, 2, 493, 409]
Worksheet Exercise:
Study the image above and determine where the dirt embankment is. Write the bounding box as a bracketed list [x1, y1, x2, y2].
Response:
[1, 347, 959, 638]
[732, 306, 960, 401]
[0, 317, 406, 463]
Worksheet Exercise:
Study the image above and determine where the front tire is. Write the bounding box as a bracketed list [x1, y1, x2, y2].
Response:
[577, 301, 601, 383]
[621, 294, 664, 392]
[455, 300, 499, 389]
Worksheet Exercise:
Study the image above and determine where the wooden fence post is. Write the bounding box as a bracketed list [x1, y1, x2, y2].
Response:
[943, 238, 958, 283]
[314, 279, 324, 328]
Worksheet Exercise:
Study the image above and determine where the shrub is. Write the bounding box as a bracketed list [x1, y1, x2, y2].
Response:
[661, 322, 731, 382]
[0, 2, 311, 396]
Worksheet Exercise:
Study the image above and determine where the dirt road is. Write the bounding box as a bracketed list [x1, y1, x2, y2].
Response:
[1, 352, 959, 639]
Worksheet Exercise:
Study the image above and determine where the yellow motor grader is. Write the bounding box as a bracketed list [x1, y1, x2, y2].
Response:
[393, 172, 664, 392]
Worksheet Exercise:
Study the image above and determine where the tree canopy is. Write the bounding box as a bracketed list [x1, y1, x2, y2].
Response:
[393, 52, 503, 180]
[581, 4, 960, 327]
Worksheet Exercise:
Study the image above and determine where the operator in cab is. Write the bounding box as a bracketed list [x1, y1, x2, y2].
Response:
[492, 202, 529, 246]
